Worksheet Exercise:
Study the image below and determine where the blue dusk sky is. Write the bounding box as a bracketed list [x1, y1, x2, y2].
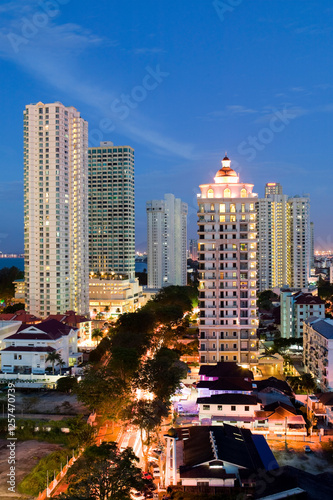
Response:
[0, 0, 332, 253]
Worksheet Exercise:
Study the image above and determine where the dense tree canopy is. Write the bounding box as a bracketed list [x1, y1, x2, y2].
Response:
[58, 442, 145, 500]
[0, 266, 24, 302]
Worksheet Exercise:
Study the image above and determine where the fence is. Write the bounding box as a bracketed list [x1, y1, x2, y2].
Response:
[36, 452, 81, 500]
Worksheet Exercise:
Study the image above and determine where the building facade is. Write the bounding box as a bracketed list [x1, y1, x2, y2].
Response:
[197, 156, 259, 367]
[303, 317, 333, 390]
[280, 289, 325, 339]
[0, 319, 80, 375]
[89, 276, 146, 318]
[189, 239, 198, 261]
[146, 193, 188, 289]
[24, 102, 89, 317]
[256, 184, 311, 291]
[256, 191, 290, 291]
[88, 141, 135, 278]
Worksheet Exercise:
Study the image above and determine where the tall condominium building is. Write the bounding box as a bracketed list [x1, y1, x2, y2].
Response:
[88, 141, 135, 278]
[256, 190, 290, 291]
[146, 193, 188, 289]
[289, 195, 311, 288]
[256, 184, 311, 291]
[24, 102, 89, 317]
[189, 239, 198, 261]
[310, 222, 315, 269]
[197, 156, 259, 366]
[265, 182, 283, 196]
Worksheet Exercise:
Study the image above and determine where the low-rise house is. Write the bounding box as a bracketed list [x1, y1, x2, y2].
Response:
[169, 424, 278, 492]
[46, 310, 91, 347]
[303, 317, 333, 390]
[0, 319, 81, 375]
[307, 393, 333, 426]
[197, 394, 262, 425]
[254, 401, 306, 437]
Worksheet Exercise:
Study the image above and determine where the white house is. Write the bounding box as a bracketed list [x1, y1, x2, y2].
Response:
[0, 319, 80, 375]
[197, 394, 262, 425]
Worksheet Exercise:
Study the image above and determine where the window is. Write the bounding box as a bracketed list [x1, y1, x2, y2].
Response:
[217, 405, 223, 411]
[224, 188, 231, 197]
[231, 406, 236, 411]
[230, 203, 236, 213]
[203, 405, 210, 411]
[245, 406, 250, 411]
[219, 203, 225, 213]
[241, 188, 247, 198]
[207, 189, 214, 198]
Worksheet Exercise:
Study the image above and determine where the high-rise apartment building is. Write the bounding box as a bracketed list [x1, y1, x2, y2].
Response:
[256, 184, 311, 291]
[88, 141, 135, 278]
[289, 196, 311, 288]
[189, 239, 198, 261]
[256, 190, 290, 291]
[265, 182, 283, 196]
[146, 193, 188, 289]
[197, 156, 259, 366]
[24, 102, 89, 317]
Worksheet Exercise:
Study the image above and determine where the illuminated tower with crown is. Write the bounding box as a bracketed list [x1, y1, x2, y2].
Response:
[197, 155, 259, 367]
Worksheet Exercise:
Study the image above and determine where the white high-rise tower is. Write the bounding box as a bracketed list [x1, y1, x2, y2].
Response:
[146, 194, 188, 289]
[197, 156, 259, 366]
[24, 102, 89, 317]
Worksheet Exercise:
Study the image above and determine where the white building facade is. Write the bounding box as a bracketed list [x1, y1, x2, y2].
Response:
[24, 102, 89, 317]
[146, 194, 188, 289]
[0, 319, 79, 375]
[88, 142, 135, 278]
[197, 156, 259, 367]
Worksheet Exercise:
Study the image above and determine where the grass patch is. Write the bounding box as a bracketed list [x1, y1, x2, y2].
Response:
[18, 448, 70, 496]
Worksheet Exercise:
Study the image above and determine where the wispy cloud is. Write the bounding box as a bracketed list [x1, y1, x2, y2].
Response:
[133, 47, 165, 55]
[0, 2, 195, 160]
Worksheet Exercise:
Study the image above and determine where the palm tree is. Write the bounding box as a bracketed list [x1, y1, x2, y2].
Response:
[58, 359, 66, 376]
[91, 328, 103, 344]
[46, 351, 63, 375]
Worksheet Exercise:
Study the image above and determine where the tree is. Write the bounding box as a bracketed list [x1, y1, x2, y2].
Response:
[59, 441, 145, 500]
[75, 366, 130, 423]
[57, 376, 78, 393]
[125, 399, 168, 469]
[134, 347, 187, 406]
[0, 266, 24, 302]
[2, 302, 25, 313]
[92, 328, 104, 344]
[46, 351, 63, 375]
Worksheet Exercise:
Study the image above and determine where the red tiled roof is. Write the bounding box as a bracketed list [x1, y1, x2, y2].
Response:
[2, 346, 55, 352]
[0, 310, 41, 322]
[7, 319, 77, 341]
[294, 294, 325, 305]
[46, 310, 90, 325]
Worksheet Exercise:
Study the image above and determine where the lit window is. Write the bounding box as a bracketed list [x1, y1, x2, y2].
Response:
[208, 189, 214, 198]
[224, 188, 231, 198]
[219, 203, 225, 213]
[241, 188, 247, 198]
[230, 204, 236, 213]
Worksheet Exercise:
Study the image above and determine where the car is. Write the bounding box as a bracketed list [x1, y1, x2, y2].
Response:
[143, 472, 153, 480]
[304, 445, 311, 453]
